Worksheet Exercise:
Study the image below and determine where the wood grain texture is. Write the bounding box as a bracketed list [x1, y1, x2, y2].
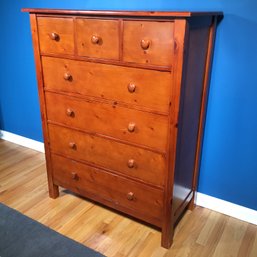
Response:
[37, 17, 74, 55]
[76, 18, 119, 60]
[0, 140, 255, 257]
[29, 14, 59, 198]
[41, 56, 172, 113]
[41, 52, 172, 71]
[123, 21, 174, 66]
[51, 154, 163, 226]
[48, 124, 166, 187]
[22, 8, 223, 18]
[45, 92, 169, 151]
[25, 10, 222, 248]
[161, 19, 188, 249]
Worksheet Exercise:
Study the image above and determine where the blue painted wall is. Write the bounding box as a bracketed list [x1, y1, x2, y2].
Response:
[0, 0, 257, 210]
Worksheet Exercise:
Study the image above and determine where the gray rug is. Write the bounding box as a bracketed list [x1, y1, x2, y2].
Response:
[0, 203, 105, 257]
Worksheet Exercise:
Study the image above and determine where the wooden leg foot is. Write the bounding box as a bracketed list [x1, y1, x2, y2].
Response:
[161, 236, 173, 249]
[49, 184, 59, 199]
[161, 225, 174, 249]
[188, 192, 196, 211]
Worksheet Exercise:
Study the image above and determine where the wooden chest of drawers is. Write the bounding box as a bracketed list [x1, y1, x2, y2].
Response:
[23, 9, 222, 248]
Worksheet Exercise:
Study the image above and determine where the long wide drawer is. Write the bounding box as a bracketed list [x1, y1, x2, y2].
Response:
[42, 56, 171, 113]
[51, 154, 163, 226]
[45, 92, 168, 151]
[48, 124, 166, 187]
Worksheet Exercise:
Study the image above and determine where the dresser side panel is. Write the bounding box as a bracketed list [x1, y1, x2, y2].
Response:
[172, 24, 210, 216]
[189, 17, 218, 210]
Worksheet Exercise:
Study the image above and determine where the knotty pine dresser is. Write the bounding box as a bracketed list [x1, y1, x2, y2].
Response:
[23, 9, 222, 248]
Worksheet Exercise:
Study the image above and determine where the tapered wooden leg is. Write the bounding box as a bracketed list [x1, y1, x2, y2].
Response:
[161, 221, 174, 249]
[161, 200, 174, 249]
[48, 183, 59, 199]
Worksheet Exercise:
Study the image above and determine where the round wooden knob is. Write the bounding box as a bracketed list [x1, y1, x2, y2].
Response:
[127, 83, 136, 93]
[140, 39, 151, 50]
[63, 72, 72, 81]
[127, 159, 135, 168]
[128, 122, 136, 133]
[50, 32, 59, 41]
[127, 192, 134, 201]
[69, 142, 76, 149]
[66, 108, 74, 117]
[71, 172, 78, 180]
[91, 35, 100, 44]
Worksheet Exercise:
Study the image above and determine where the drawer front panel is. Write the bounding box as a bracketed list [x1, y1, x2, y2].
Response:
[45, 92, 168, 151]
[76, 19, 119, 60]
[123, 21, 174, 66]
[38, 17, 74, 55]
[52, 154, 163, 222]
[42, 57, 171, 113]
[48, 124, 165, 186]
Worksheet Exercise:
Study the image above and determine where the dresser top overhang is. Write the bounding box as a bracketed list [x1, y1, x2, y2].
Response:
[22, 8, 223, 19]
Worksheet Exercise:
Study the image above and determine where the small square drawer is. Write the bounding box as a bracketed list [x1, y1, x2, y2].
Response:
[123, 21, 174, 66]
[76, 19, 119, 60]
[37, 17, 74, 55]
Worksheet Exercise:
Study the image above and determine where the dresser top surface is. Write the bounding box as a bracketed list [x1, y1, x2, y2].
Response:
[22, 8, 223, 18]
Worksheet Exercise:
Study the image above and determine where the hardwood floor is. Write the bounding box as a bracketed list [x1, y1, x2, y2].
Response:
[0, 139, 256, 257]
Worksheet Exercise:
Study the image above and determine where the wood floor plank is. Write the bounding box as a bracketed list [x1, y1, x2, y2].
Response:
[212, 217, 248, 257]
[191, 213, 228, 257]
[237, 223, 257, 257]
[197, 210, 221, 246]
[249, 229, 257, 257]
[0, 139, 257, 257]
[163, 207, 210, 257]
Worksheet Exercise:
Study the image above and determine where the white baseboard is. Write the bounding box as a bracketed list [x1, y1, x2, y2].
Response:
[196, 192, 257, 225]
[0, 130, 256, 225]
[0, 130, 45, 153]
